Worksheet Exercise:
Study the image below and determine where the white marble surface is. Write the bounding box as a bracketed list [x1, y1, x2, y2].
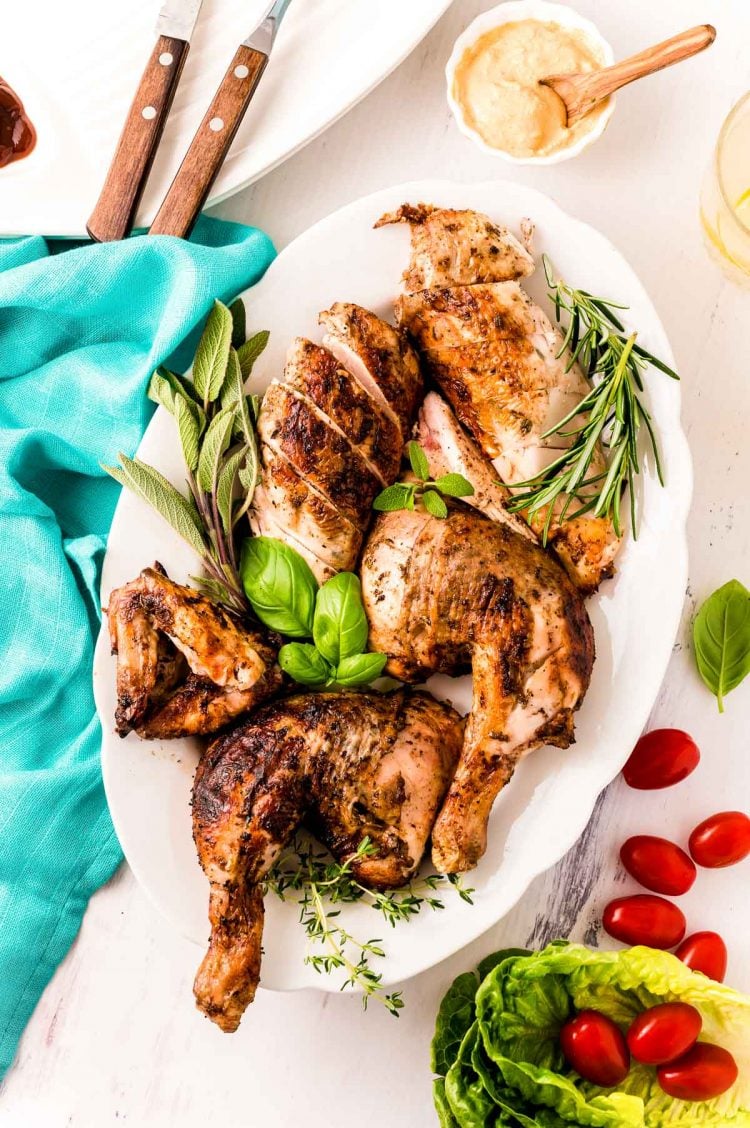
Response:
[3, 1, 750, 1124]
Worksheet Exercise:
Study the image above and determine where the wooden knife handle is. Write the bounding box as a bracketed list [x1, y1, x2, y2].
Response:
[87, 36, 189, 242]
[149, 44, 268, 239]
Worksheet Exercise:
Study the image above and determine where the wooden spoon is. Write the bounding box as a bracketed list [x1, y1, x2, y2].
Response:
[541, 24, 716, 127]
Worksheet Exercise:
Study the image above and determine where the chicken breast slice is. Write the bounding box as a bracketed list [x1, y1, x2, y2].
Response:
[375, 203, 534, 292]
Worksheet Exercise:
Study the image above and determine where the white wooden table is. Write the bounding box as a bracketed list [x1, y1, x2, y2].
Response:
[3, 1, 749, 1124]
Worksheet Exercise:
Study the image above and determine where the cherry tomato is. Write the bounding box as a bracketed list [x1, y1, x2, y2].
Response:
[623, 729, 700, 790]
[627, 1002, 702, 1065]
[620, 836, 697, 896]
[658, 1043, 738, 1102]
[676, 931, 728, 982]
[602, 894, 686, 948]
[689, 811, 750, 868]
[560, 1010, 630, 1087]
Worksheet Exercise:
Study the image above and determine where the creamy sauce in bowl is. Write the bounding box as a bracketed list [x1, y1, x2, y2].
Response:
[452, 19, 607, 158]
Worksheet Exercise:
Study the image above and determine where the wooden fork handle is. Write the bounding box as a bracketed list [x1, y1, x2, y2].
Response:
[551, 24, 716, 121]
[87, 36, 190, 242]
[149, 44, 269, 239]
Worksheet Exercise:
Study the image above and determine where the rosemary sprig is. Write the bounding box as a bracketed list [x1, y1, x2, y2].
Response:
[266, 834, 474, 1014]
[104, 299, 267, 615]
[506, 256, 679, 540]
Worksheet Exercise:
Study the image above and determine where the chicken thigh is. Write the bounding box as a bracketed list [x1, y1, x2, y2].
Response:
[192, 689, 464, 1031]
[360, 508, 594, 873]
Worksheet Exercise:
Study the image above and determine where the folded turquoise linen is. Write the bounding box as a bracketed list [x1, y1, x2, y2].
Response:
[0, 217, 275, 1077]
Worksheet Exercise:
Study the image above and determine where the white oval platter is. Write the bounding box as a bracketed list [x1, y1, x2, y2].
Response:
[93, 179, 692, 993]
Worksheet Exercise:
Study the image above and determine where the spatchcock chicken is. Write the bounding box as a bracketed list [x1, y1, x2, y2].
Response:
[360, 506, 594, 874]
[107, 565, 282, 739]
[377, 203, 621, 594]
[250, 303, 423, 583]
[191, 689, 464, 1031]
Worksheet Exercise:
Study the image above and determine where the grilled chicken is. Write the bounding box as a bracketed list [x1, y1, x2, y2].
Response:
[107, 566, 282, 739]
[381, 204, 621, 593]
[360, 508, 594, 873]
[417, 391, 536, 543]
[375, 203, 534, 291]
[251, 306, 422, 582]
[192, 689, 464, 1030]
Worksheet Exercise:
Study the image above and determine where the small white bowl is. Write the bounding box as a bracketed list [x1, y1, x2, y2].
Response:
[446, 0, 615, 166]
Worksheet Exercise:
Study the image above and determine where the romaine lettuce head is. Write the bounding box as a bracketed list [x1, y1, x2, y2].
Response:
[432, 941, 750, 1127]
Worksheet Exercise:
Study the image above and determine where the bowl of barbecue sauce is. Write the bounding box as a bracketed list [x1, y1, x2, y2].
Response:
[0, 76, 36, 169]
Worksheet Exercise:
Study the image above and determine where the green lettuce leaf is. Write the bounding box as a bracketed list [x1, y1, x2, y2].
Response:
[444, 1024, 499, 1127]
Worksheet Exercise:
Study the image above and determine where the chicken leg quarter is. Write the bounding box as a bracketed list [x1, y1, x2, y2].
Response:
[360, 508, 595, 873]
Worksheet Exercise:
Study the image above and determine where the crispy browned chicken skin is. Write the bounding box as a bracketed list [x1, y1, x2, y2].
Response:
[360, 508, 594, 873]
[107, 566, 282, 739]
[191, 689, 464, 1031]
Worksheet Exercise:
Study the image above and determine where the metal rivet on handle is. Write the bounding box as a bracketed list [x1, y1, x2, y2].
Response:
[142, 106, 157, 120]
[234, 64, 250, 79]
[159, 52, 174, 66]
[209, 117, 224, 132]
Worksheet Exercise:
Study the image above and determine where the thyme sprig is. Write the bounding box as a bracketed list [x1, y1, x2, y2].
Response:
[266, 834, 474, 1015]
[104, 300, 267, 614]
[506, 256, 679, 540]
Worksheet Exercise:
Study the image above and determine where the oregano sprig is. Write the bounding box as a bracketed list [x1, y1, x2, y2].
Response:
[373, 441, 474, 517]
[104, 299, 265, 615]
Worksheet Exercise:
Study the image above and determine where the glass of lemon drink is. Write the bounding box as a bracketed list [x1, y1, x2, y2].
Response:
[701, 92, 750, 284]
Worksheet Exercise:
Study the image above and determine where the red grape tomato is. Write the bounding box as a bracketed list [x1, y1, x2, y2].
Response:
[689, 812, 750, 868]
[627, 1002, 702, 1065]
[658, 1043, 738, 1102]
[676, 932, 728, 982]
[620, 836, 696, 896]
[560, 1010, 630, 1088]
[603, 895, 686, 949]
[623, 729, 699, 790]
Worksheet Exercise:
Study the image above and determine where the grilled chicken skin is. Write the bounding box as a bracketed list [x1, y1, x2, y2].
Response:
[192, 689, 464, 1031]
[251, 306, 422, 582]
[375, 203, 534, 291]
[383, 204, 620, 594]
[360, 508, 594, 873]
[107, 566, 282, 739]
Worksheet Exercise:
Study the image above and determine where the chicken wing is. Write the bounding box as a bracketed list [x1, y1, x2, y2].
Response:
[360, 508, 594, 873]
[107, 566, 282, 738]
[191, 689, 464, 1030]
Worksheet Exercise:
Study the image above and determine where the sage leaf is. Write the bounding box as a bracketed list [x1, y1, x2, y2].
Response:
[333, 652, 388, 688]
[148, 370, 177, 415]
[408, 440, 430, 481]
[422, 489, 448, 519]
[693, 579, 750, 712]
[373, 483, 415, 512]
[279, 642, 331, 686]
[238, 444, 260, 501]
[104, 455, 206, 558]
[175, 395, 200, 472]
[237, 330, 270, 379]
[240, 536, 318, 638]
[193, 301, 233, 406]
[433, 473, 475, 499]
[222, 347, 257, 452]
[230, 298, 246, 349]
[216, 448, 244, 535]
[313, 572, 369, 666]
[191, 575, 233, 605]
[197, 409, 234, 494]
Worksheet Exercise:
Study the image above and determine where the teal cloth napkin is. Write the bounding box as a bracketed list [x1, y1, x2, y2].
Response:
[0, 217, 276, 1078]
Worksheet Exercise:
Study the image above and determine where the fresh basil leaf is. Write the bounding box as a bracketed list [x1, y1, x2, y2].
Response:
[193, 301, 233, 405]
[196, 409, 235, 494]
[240, 536, 318, 638]
[237, 330, 270, 379]
[373, 483, 415, 512]
[434, 473, 475, 499]
[103, 455, 206, 558]
[313, 572, 369, 666]
[230, 298, 246, 349]
[216, 447, 244, 535]
[422, 489, 448, 519]
[693, 579, 750, 712]
[174, 394, 200, 472]
[279, 642, 331, 686]
[407, 440, 430, 481]
[333, 652, 387, 687]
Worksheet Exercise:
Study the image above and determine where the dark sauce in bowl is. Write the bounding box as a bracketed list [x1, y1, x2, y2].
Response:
[0, 78, 36, 168]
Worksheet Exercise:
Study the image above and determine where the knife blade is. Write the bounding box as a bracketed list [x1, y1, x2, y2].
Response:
[87, 0, 205, 242]
[149, 0, 294, 238]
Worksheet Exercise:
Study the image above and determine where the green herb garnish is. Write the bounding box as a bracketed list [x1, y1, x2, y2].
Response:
[693, 579, 750, 713]
[104, 299, 265, 615]
[506, 256, 679, 541]
[240, 538, 387, 688]
[266, 835, 474, 1015]
[373, 441, 474, 517]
